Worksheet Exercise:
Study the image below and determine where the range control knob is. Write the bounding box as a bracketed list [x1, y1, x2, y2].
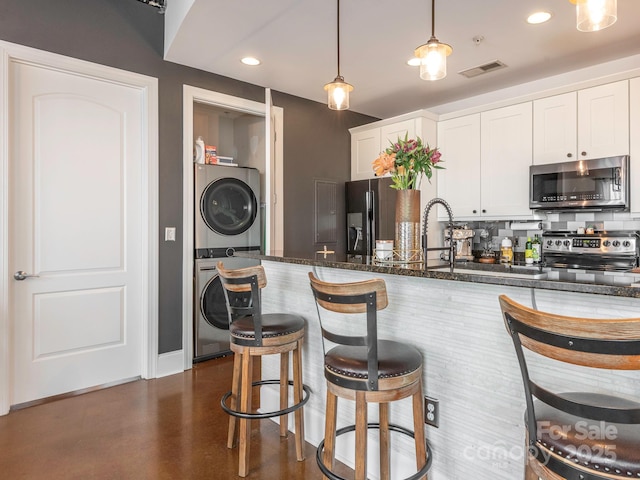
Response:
[612, 240, 620, 247]
[623, 240, 631, 248]
[563, 240, 571, 247]
[603, 240, 611, 247]
[546, 240, 554, 247]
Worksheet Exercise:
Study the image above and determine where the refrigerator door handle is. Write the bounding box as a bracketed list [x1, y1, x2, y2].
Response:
[366, 189, 376, 256]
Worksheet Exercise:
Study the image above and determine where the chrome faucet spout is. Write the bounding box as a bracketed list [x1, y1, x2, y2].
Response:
[422, 198, 455, 269]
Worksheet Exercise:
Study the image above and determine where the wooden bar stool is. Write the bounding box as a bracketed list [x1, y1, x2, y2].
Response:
[218, 262, 311, 477]
[499, 295, 640, 480]
[308, 272, 432, 480]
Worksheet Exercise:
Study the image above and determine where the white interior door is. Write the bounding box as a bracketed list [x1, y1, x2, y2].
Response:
[9, 60, 145, 405]
[265, 88, 284, 252]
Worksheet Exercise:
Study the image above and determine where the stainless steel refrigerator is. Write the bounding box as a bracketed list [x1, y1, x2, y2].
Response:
[346, 177, 397, 256]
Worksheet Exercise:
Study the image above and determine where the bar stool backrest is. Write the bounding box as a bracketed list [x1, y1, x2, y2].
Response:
[498, 294, 640, 462]
[309, 272, 388, 390]
[217, 262, 267, 345]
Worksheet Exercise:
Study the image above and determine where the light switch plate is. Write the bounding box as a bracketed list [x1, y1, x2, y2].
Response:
[165, 227, 176, 241]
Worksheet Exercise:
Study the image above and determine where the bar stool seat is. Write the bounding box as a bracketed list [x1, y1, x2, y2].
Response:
[309, 272, 432, 480]
[534, 393, 640, 476]
[325, 340, 423, 381]
[218, 262, 311, 478]
[499, 294, 640, 480]
[230, 313, 305, 342]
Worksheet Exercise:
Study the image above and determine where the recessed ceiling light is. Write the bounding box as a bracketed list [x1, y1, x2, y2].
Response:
[241, 57, 261, 66]
[407, 57, 421, 67]
[527, 11, 552, 24]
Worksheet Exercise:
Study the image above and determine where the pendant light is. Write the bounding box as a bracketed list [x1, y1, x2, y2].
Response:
[324, 0, 353, 110]
[570, 0, 617, 32]
[414, 0, 452, 81]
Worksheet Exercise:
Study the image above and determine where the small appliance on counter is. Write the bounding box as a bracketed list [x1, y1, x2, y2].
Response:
[442, 225, 474, 262]
[542, 230, 639, 271]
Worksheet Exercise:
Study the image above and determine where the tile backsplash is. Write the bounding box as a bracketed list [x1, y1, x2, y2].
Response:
[458, 211, 640, 254]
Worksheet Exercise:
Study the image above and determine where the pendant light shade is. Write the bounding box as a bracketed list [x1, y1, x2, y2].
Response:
[324, 76, 353, 110]
[571, 0, 617, 32]
[415, 0, 452, 81]
[324, 0, 353, 110]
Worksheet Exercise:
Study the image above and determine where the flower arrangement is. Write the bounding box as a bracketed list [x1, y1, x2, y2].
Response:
[372, 134, 443, 190]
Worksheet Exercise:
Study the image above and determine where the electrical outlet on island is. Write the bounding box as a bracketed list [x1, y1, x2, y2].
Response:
[424, 396, 439, 428]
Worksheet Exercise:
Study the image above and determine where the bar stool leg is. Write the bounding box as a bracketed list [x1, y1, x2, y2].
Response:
[412, 383, 427, 480]
[238, 350, 254, 477]
[379, 402, 390, 480]
[227, 351, 242, 449]
[524, 432, 539, 480]
[293, 339, 305, 461]
[323, 389, 338, 480]
[279, 351, 290, 437]
[525, 464, 539, 480]
[355, 391, 368, 480]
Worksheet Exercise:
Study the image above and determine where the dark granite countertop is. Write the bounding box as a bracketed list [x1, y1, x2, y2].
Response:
[235, 250, 640, 298]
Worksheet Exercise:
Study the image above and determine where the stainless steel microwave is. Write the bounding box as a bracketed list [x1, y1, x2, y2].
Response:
[529, 155, 630, 211]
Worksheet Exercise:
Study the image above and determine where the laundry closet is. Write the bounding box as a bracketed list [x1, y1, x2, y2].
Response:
[192, 102, 266, 362]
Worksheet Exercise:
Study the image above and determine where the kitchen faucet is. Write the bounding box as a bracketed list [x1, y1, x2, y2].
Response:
[422, 198, 455, 270]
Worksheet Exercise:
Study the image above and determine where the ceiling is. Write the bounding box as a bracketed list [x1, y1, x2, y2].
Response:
[164, 0, 640, 119]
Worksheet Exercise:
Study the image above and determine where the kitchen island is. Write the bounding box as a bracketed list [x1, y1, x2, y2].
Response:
[237, 251, 640, 480]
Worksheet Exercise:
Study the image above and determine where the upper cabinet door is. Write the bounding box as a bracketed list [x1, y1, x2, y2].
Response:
[533, 92, 577, 164]
[350, 118, 419, 181]
[350, 127, 381, 181]
[436, 114, 481, 219]
[577, 80, 629, 159]
[380, 119, 416, 148]
[481, 102, 533, 217]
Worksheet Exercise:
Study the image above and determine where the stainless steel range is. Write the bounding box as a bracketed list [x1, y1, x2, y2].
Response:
[542, 231, 639, 271]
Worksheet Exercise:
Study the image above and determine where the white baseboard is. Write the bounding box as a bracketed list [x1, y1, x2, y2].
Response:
[156, 350, 185, 378]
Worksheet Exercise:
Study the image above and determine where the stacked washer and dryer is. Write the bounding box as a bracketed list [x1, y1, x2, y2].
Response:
[194, 164, 262, 362]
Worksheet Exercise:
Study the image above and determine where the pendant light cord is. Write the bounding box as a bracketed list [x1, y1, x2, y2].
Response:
[431, 0, 436, 39]
[336, 0, 341, 78]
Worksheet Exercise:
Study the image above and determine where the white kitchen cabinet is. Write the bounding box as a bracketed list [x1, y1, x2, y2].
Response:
[533, 81, 629, 164]
[533, 92, 577, 164]
[436, 114, 481, 220]
[380, 118, 416, 149]
[577, 80, 629, 160]
[350, 115, 435, 181]
[437, 104, 533, 221]
[350, 128, 381, 180]
[481, 102, 533, 217]
[630, 77, 640, 215]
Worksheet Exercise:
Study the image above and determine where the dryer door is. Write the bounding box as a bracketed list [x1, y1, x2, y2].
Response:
[201, 274, 252, 330]
[200, 177, 258, 236]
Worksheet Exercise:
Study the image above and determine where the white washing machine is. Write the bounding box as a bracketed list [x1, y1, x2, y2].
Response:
[194, 164, 261, 258]
[194, 255, 261, 362]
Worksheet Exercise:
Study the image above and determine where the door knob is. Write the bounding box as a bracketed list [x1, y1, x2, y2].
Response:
[13, 271, 39, 281]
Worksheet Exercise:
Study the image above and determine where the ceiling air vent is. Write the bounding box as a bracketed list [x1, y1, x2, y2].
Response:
[458, 60, 507, 79]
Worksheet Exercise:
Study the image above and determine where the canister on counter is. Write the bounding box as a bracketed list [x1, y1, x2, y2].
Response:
[500, 237, 513, 264]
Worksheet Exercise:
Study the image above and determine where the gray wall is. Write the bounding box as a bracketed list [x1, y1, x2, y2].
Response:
[0, 0, 378, 353]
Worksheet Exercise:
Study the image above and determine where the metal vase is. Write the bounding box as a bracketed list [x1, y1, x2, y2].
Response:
[395, 189, 421, 262]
